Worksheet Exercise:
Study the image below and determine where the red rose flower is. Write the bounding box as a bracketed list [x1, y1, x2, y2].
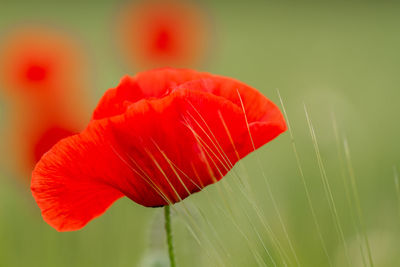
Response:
[31, 68, 286, 231]
[117, 0, 208, 69]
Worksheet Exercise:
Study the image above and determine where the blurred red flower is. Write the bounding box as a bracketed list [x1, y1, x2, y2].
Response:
[12, 106, 80, 171]
[0, 27, 89, 175]
[33, 127, 76, 164]
[117, 0, 209, 69]
[31, 68, 286, 231]
[0, 27, 87, 104]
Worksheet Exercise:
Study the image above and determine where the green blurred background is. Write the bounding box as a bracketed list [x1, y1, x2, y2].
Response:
[1, 0, 400, 266]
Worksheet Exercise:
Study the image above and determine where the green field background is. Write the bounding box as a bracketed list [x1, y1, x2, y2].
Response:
[1, 1, 400, 266]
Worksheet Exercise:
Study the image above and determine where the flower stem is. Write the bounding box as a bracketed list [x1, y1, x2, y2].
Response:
[164, 205, 176, 267]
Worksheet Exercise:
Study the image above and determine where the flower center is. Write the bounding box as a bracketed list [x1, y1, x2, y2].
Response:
[25, 64, 47, 82]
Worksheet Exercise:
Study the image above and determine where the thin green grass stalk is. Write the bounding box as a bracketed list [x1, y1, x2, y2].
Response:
[202, 170, 271, 267]
[393, 166, 400, 219]
[238, 90, 301, 267]
[152, 139, 232, 266]
[181, 209, 227, 267]
[195, 207, 233, 262]
[175, 159, 258, 267]
[214, 202, 269, 267]
[179, 203, 228, 267]
[190, 192, 267, 267]
[114, 143, 220, 266]
[227, 173, 290, 266]
[151, 97, 302, 267]
[277, 90, 333, 267]
[154, 141, 237, 265]
[175, 198, 230, 267]
[203, 95, 296, 266]
[332, 113, 368, 267]
[304, 106, 351, 266]
[178, 203, 236, 267]
[154, 130, 265, 267]
[153, 134, 236, 266]
[234, 202, 277, 267]
[232, 187, 278, 267]
[221, 173, 289, 265]
[121, 145, 227, 266]
[113, 145, 220, 265]
[213, 130, 291, 265]
[185, 108, 290, 266]
[343, 139, 374, 267]
[178, 203, 228, 266]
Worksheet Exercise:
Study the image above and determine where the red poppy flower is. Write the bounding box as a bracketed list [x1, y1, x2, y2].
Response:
[19, 118, 79, 170]
[0, 27, 87, 106]
[5, 100, 84, 178]
[117, 0, 208, 68]
[31, 68, 286, 231]
[0, 27, 89, 176]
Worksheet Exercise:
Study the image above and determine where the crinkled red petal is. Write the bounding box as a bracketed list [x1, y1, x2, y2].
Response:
[93, 68, 206, 120]
[32, 70, 286, 231]
[93, 68, 284, 126]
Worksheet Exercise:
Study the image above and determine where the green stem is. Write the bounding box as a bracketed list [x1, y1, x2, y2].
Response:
[164, 205, 176, 267]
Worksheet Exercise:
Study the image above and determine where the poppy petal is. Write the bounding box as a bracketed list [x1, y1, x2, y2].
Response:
[93, 68, 286, 129]
[92, 68, 205, 120]
[108, 87, 286, 206]
[32, 81, 285, 231]
[31, 124, 124, 231]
